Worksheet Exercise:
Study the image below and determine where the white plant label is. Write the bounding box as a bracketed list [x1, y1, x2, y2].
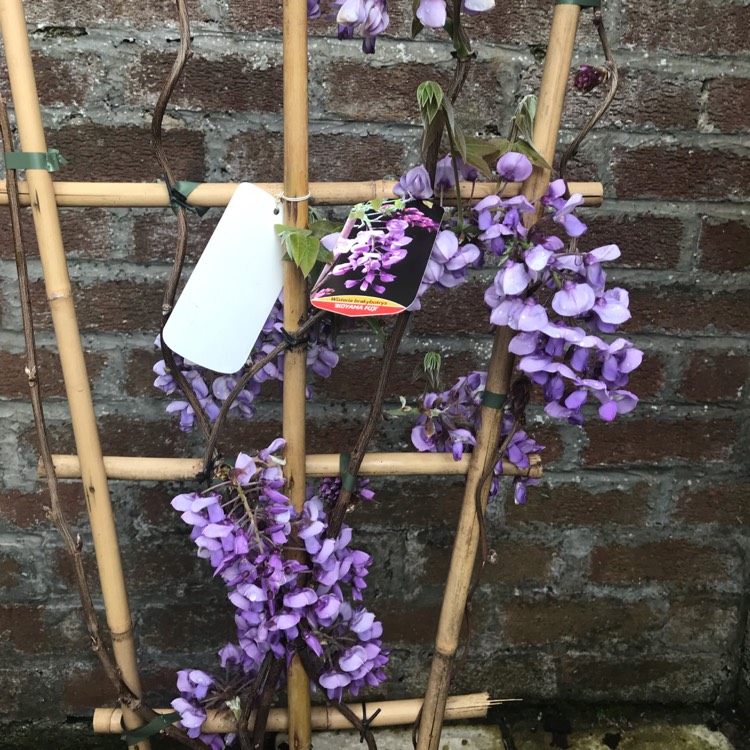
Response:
[163, 182, 283, 374]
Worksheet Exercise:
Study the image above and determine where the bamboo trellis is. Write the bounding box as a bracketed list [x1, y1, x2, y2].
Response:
[0, 0, 593, 748]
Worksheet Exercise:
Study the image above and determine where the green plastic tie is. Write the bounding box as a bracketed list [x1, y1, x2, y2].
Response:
[167, 179, 210, 217]
[121, 712, 180, 745]
[339, 452, 357, 493]
[4, 148, 67, 172]
[555, 0, 601, 7]
[481, 390, 507, 410]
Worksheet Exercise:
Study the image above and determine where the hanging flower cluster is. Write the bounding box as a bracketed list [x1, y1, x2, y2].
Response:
[399, 149, 641, 500]
[410, 371, 543, 504]
[154, 296, 339, 432]
[169, 440, 387, 744]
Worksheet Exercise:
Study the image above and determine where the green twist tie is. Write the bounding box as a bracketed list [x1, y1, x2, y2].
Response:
[121, 712, 180, 745]
[482, 390, 507, 410]
[4, 148, 67, 172]
[555, 0, 601, 6]
[339, 453, 357, 493]
[168, 179, 210, 217]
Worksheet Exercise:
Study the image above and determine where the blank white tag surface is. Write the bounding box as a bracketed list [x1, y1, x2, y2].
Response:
[163, 183, 283, 374]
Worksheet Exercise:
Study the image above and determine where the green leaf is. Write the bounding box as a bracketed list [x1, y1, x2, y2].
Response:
[308, 219, 343, 239]
[513, 138, 551, 169]
[298, 236, 321, 277]
[411, 15, 424, 37]
[287, 231, 307, 268]
[452, 122, 468, 162]
[317, 244, 333, 264]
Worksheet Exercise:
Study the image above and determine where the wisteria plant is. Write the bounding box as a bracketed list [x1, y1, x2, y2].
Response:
[151, 1, 633, 747]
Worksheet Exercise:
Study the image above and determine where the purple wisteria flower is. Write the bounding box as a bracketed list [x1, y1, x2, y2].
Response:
[335, 0, 389, 53]
[393, 165, 433, 199]
[496, 152, 533, 183]
[170, 443, 388, 736]
[154, 296, 339, 430]
[411, 372, 543, 502]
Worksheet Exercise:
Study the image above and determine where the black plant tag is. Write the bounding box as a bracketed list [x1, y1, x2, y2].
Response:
[311, 197, 444, 317]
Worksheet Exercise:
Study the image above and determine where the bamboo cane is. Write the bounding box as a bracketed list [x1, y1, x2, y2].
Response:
[0, 2, 148, 748]
[415, 5, 582, 749]
[43, 452, 543, 481]
[93, 693, 500, 734]
[282, 0, 312, 745]
[0, 179, 603, 207]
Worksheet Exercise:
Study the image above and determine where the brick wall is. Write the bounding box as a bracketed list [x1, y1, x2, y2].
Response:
[1, 0, 749, 726]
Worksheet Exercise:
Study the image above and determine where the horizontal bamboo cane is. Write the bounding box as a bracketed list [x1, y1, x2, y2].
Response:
[43, 452, 543, 481]
[0, 179, 603, 208]
[93, 693, 500, 734]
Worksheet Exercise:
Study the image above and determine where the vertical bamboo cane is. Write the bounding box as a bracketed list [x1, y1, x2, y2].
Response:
[415, 5, 582, 749]
[282, 0, 312, 747]
[0, 2, 147, 747]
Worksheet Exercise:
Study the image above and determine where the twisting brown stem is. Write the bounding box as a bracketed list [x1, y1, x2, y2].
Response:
[559, 8, 619, 183]
[248, 658, 285, 749]
[326, 312, 411, 538]
[150, 0, 213, 441]
[201, 309, 328, 474]
[0, 93, 208, 750]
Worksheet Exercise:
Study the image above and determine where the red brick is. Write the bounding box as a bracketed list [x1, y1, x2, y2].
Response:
[226, 130, 405, 182]
[133, 483, 186, 526]
[356, 477, 466, 528]
[501, 598, 656, 646]
[625, 287, 750, 335]
[61, 664, 117, 711]
[0, 484, 85, 529]
[0, 50, 96, 107]
[460, 0, 555, 47]
[0, 553, 21, 589]
[0, 604, 50, 655]
[590, 540, 736, 585]
[97, 414, 196, 457]
[223, 416, 362, 455]
[699, 218, 750, 271]
[20, 413, 195, 459]
[0, 208, 115, 260]
[124, 347, 162, 397]
[223, 0, 285, 32]
[623, 351, 665, 401]
[561, 69, 701, 131]
[707, 77, 750, 133]
[580, 214, 682, 269]
[530, 423, 563, 465]
[510, 482, 649, 526]
[413, 279, 490, 335]
[131, 52, 283, 112]
[679, 352, 750, 402]
[0, 348, 108, 399]
[31, 278, 164, 332]
[140, 600, 235, 652]
[50, 124, 205, 182]
[622, 0, 750, 55]
[420, 537, 554, 587]
[26, 0, 209, 28]
[613, 146, 750, 201]
[321, 61, 501, 127]
[378, 601, 440, 644]
[313, 351, 479, 402]
[676, 483, 750, 526]
[131, 211, 219, 263]
[558, 654, 728, 701]
[583, 417, 738, 466]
